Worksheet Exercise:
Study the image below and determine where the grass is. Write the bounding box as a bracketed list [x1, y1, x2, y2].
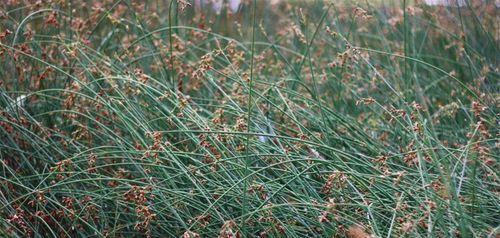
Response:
[0, 0, 498, 237]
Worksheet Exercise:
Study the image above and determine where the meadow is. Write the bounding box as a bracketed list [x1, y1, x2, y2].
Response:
[0, 0, 498, 237]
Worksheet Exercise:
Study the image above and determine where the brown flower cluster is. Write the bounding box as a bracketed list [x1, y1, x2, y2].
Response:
[124, 185, 157, 237]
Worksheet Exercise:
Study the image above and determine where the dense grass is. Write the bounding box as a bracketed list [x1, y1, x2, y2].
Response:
[0, 0, 498, 237]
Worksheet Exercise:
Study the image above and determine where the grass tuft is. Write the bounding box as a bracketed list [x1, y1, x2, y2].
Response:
[0, 0, 498, 237]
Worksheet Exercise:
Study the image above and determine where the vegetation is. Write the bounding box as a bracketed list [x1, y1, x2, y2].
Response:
[0, 0, 498, 237]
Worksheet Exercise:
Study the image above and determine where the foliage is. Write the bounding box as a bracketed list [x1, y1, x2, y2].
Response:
[0, 0, 498, 237]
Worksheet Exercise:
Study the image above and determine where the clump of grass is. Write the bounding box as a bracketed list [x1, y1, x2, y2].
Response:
[0, 0, 498, 237]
